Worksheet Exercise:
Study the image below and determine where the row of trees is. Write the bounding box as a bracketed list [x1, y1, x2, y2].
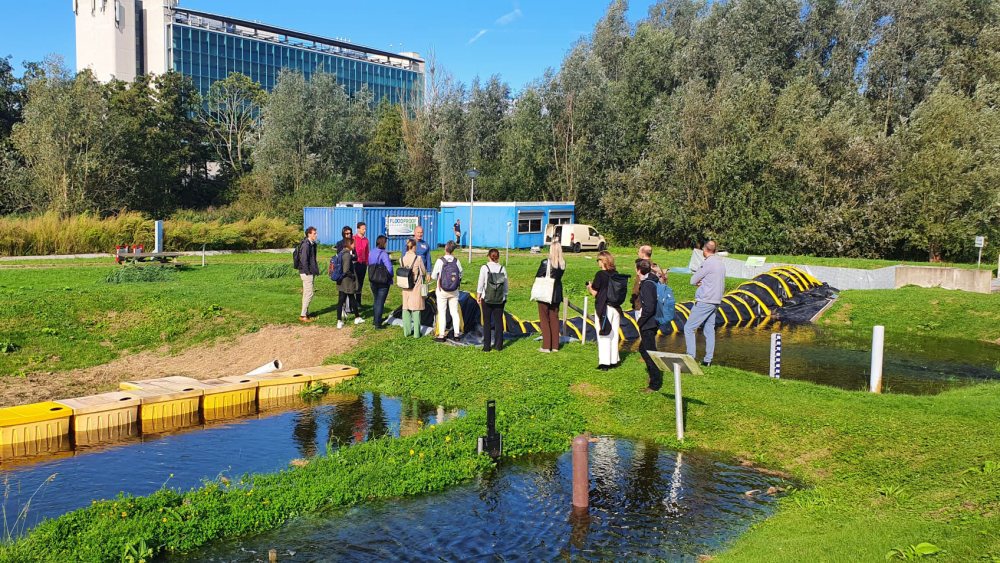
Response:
[2, 0, 998, 261]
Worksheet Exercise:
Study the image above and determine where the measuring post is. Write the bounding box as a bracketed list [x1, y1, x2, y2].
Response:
[769, 333, 782, 379]
[870, 325, 884, 393]
[572, 435, 589, 508]
[673, 363, 684, 441]
[581, 296, 589, 345]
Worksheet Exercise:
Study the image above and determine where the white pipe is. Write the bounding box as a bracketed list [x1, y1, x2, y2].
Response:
[244, 359, 282, 377]
[582, 296, 589, 345]
[674, 363, 684, 441]
[870, 326, 884, 393]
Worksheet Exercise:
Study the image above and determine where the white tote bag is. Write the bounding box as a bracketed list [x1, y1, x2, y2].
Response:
[530, 260, 556, 304]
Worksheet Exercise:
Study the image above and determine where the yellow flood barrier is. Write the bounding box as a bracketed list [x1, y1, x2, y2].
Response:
[199, 377, 258, 422]
[56, 391, 141, 446]
[120, 377, 203, 434]
[0, 402, 73, 459]
[246, 365, 359, 410]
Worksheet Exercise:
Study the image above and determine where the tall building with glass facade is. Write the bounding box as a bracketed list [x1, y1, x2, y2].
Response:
[74, 0, 424, 105]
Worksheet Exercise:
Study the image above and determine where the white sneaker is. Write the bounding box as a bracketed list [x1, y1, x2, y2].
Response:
[337, 321, 344, 329]
[354, 317, 365, 325]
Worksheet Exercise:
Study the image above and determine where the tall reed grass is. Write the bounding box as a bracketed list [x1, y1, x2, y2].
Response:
[0, 212, 300, 256]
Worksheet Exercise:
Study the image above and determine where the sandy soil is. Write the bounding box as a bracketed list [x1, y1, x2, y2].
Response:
[0, 324, 357, 407]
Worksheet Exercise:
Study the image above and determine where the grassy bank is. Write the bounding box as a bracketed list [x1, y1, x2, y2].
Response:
[0, 212, 299, 256]
[1, 332, 997, 561]
[0, 246, 998, 559]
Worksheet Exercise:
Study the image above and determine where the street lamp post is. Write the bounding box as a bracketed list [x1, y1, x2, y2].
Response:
[467, 169, 479, 262]
[505, 221, 512, 268]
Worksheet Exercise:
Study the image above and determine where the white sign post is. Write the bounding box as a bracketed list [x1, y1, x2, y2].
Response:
[975, 236, 985, 269]
[386, 216, 419, 237]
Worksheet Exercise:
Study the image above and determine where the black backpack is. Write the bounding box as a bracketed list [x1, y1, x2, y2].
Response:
[369, 261, 391, 285]
[292, 241, 303, 269]
[605, 272, 631, 307]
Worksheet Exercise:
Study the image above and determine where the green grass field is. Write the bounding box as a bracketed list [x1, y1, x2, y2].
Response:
[0, 246, 998, 561]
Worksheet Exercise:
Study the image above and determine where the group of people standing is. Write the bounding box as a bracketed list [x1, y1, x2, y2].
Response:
[295, 225, 725, 390]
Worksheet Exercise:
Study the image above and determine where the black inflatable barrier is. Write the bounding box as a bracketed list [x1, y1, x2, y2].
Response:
[387, 266, 837, 345]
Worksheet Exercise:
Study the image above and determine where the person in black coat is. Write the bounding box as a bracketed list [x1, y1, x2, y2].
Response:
[635, 259, 662, 391]
[296, 226, 320, 323]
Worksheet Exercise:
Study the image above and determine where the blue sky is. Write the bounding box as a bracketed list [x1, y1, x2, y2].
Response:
[1, 1, 655, 91]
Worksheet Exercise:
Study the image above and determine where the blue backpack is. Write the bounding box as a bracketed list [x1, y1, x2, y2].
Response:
[654, 282, 676, 333]
[329, 252, 345, 282]
[439, 258, 461, 292]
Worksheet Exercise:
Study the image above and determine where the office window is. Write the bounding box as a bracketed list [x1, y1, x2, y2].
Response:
[548, 212, 572, 225]
[518, 212, 544, 234]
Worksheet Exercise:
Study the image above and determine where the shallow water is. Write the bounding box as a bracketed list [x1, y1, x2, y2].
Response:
[0, 392, 458, 532]
[653, 324, 999, 394]
[179, 437, 788, 562]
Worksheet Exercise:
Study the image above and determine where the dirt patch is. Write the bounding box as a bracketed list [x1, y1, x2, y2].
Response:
[570, 381, 612, 403]
[0, 325, 357, 407]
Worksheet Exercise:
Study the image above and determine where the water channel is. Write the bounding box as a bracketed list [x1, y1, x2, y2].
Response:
[178, 437, 789, 562]
[0, 392, 459, 532]
[653, 324, 999, 394]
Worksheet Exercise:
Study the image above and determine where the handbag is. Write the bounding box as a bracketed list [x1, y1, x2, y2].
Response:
[396, 256, 417, 289]
[530, 260, 555, 304]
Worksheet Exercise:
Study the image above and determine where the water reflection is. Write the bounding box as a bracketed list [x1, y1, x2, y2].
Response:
[0, 392, 461, 532]
[180, 437, 789, 562]
[654, 324, 999, 394]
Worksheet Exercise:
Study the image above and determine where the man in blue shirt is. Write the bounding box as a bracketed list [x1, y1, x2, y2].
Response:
[414, 225, 432, 274]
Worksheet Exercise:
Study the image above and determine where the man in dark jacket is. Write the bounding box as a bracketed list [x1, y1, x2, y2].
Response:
[635, 259, 662, 392]
[296, 226, 320, 323]
[630, 245, 655, 309]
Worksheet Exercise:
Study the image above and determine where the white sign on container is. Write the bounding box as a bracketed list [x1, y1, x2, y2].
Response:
[386, 216, 419, 236]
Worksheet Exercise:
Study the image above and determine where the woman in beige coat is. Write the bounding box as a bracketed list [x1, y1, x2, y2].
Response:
[400, 238, 428, 338]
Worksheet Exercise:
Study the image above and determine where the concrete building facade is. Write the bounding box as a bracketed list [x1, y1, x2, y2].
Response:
[74, 0, 424, 104]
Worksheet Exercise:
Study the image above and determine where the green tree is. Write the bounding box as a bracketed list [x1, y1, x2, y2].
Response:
[201, 72, 266, 178]
[499, 87, 554, 200]
[362, 100, 405, 204]
[0, 56, 23, 139]
[896, 82, 1000, 262]
[11, 58, 125, 214]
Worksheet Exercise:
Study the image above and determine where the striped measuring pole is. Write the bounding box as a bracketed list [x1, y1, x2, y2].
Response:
[769, 333, 782, 379]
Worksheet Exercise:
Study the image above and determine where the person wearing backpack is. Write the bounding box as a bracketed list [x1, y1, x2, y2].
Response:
[334, 238, 361, 329]
[431, 241, 464, 342]
[587, 251, 626, 371]
[295, 226, 320, 323]
[476, 248, 508, 352]
[367, 235, 394, 329]
[533, 239, 566, 352]
[635, 259, 663, 392]
[399, 238, 427, 338]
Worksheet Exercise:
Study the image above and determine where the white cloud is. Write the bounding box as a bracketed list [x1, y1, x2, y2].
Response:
[495, 8, 523, 26]
[467, 29, 488, 45]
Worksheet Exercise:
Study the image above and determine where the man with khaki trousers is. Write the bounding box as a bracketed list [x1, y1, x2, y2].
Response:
[296, 226, 320, 322]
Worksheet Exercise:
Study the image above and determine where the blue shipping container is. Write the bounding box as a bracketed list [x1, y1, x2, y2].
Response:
[438, 202, 575, 249]
[303, 207, 438, 255]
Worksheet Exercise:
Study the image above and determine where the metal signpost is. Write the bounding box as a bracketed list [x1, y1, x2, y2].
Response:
[975, 236, 985, 269]
[505, 221, 512, 268]
[467, 169, 479, 262]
